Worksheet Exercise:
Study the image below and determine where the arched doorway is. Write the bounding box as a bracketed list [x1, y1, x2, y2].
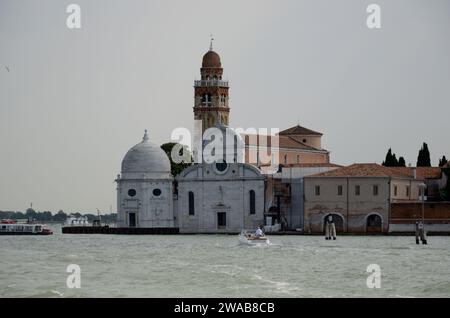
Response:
[323, 214, 344, 233]
[366, 214, 383, 234]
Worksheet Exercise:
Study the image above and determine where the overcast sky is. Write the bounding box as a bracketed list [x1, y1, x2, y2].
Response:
[1, 0, 449, 213]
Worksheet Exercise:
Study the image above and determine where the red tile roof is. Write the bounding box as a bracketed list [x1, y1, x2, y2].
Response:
[278, 125, 323, 136]
[308, 163, 413, 178]
[281, 163, 342, 168]
[389, 167, 442, 179]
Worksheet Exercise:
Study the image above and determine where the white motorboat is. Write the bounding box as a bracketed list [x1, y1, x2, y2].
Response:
[239, 230, 270, 246]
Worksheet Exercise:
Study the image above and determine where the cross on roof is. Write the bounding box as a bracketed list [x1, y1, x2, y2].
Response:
[209, 34, 214, 51]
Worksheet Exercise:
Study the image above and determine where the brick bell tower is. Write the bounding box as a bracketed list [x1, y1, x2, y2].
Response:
[193, 39, 230, 134]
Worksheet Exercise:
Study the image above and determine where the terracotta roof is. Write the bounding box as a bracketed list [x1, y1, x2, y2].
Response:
[242, 134, 326, 152]
[202, 50, 221, 68]
[389, 167, 442, 180]
[278, 125, 322, 136]
[308, 163, 413, 178]
[281, 163, 342, 168]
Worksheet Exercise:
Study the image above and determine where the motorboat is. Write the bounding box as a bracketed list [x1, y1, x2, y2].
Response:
[239, 230, 270, 246]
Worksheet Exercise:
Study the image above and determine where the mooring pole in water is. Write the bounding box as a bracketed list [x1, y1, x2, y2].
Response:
[324, 214, 336, 240]
[418, 183, 428, 245]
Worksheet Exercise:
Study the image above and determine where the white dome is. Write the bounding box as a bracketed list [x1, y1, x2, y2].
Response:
[121, 131, 171, 174]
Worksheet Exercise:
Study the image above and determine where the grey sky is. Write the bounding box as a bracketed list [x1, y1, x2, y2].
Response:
[1, 0, 449, 213]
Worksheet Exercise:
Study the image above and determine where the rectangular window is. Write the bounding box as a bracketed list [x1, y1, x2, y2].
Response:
[394, 185, 398, 196]
[337, 185, 343, 196]
[373, 185, 379, 196]
[315, 185, 321, 196]
[355, 185, 360, 196]
[406, 186, 410, 197]
[188, 191, 195, 215]
[249, 190, 256, 215]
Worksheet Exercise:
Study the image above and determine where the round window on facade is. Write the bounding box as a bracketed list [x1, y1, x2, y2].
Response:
[128, 189, 137, 197]
[215, 161, 228, 174]
[153, 188, 162, 196]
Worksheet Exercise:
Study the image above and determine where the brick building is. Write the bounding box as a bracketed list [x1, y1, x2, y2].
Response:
[303, 163, 424, 234]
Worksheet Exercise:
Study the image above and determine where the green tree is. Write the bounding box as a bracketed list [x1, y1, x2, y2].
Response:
[40, 211, 53, 221]
[382, 148, 403, 167]
[53, 210, 67, 222]
[382, 148, 394, 166]
[417, 142, 431, 167]
[161, 142, 193, 176]
[439, 155, 448, 167]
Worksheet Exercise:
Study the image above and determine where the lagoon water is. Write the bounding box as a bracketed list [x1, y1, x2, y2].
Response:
[1, 225, 449, 298]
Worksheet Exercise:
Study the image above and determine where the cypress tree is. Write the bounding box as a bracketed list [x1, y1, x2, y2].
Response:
[417, 142, 431, 167]
[383, 148, 405, 167]
[383, 148, 393, 166]
[439, 155, 448, 167]
[392, 153, 399, 166]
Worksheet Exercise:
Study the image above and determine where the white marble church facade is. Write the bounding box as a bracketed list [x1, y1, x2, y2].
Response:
[116, 130, 175, 228]
[116, 46, 266, 233]
[176, 163, 265, 233]
[116, 130, 265, 233]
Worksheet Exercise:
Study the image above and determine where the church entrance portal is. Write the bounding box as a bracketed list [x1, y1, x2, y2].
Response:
[217, 212, 226, 229]
[129, 212, 136, 227]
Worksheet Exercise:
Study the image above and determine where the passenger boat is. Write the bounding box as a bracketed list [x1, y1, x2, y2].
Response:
[239, 230, 270, 246]
[0, 220, 53, 235]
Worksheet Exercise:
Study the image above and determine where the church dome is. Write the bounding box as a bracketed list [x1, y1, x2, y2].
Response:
[121, 130, 171, 174]
[202, 50, 221, 68]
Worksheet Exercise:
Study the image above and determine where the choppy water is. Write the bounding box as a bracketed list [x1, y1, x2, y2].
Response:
[1, 225, 449, 298]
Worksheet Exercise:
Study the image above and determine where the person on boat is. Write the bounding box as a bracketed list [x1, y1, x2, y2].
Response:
[324, 214, 336, 240]
[255, 225, 264, 238]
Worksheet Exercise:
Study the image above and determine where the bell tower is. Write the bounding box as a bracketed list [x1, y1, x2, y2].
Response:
[193, 39, 230, 134]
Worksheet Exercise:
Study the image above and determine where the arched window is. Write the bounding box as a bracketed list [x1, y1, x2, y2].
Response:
[188, 191, 195, 215]
[202, 94, 212, 107]
[249, 190, 256, 215]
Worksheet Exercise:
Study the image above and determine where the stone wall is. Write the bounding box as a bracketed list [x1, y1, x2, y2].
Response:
[390, 202, 450, 223]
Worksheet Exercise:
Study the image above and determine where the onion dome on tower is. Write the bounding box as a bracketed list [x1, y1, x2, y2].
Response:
[193, 37, 230, 134]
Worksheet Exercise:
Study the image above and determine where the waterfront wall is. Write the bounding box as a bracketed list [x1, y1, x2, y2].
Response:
[389, 202, 450, 233]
